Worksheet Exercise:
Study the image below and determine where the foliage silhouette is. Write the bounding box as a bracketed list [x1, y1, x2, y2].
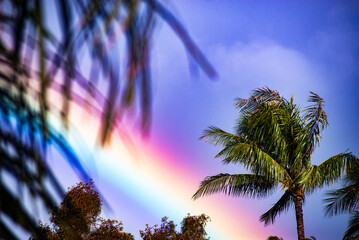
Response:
[139, 213, 210, 240]
[193, 87, 356, 240]
[29, 180, 134, 240]
[324, 158, 359, 239]
[267, 236, 283, 240]
[29, 181, 210, 240]
[0, 0, 215, 238]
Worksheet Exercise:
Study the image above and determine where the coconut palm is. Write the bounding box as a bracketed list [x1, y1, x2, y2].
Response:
[193, 88, 355, 240]
[324, 158, 359, 239]
[0, 0, 215, 238]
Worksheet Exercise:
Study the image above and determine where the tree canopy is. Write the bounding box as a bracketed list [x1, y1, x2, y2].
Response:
[29, 180, 134, 240]
[140, 214, 210, 240]
[30, 181, 210, 240]
[193, 87, 356, 240]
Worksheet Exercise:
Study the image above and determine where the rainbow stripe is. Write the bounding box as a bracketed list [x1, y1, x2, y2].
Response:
[48, 101, 295, 239]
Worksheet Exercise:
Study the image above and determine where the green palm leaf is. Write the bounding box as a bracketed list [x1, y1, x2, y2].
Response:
[218, 142, 289, 180]
[260, 191, 293, 225]
[324, 185, 359, 216]
[200, 126, 243, 146]
[343, 211, 359, 240]
[192, 174, 275, 200]
[303, 153, 356, 192]
[234, 87, 282, 114]
[200, 125, 290, 180]
[301, 92, 328, 158]
[324, 158, 359, 239]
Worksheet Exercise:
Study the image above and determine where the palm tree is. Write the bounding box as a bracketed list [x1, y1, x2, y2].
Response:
[324, 158, 359, 239]
[0, 0, 215, 238]
[193, 87, 356, 240]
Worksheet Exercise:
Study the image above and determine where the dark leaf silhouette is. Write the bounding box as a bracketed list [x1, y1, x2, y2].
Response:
[0, 0, 216, 238]
[324, 159, 359, 239]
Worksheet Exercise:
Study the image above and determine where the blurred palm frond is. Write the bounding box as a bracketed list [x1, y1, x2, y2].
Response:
[0, 0, 216, 238]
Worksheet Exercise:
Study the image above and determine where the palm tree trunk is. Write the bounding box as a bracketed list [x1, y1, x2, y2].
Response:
[293, 190, 305, 240]
[293, 192, 305, 240]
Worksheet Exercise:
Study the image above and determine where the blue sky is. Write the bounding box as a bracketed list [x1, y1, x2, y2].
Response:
[145, 0, 359, 239]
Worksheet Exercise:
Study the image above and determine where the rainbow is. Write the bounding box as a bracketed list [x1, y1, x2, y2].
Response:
[47, 99, 295, 239]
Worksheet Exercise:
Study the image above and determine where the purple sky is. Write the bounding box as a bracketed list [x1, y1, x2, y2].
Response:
[23, 1, 359, 239]
[147, 1, 359, 239]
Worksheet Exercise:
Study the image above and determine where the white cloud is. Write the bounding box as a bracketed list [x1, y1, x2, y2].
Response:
[210, 40, 325, 103]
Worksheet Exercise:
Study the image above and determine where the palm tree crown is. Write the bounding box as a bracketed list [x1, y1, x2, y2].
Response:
[193, 87, 356, 240]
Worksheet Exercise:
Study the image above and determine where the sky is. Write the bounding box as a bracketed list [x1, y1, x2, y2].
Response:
[28, 1, 359, 239]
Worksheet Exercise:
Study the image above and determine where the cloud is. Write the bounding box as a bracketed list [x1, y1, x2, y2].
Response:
[210, 40, 325, 102]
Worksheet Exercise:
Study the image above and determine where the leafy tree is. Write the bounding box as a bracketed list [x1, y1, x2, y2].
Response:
[29, 181, 210, 239]
[29, 180, 134, 240]
[140, 217, 178, 240]
[0, 0, 215, 238]
[267, 236, 283, 240]
[193, 88, 356, 240]
[139, 214, 210, 240]
[89, 219, 135, 240]
[324, 158, 359, 239]
[180, 213, 210, 239]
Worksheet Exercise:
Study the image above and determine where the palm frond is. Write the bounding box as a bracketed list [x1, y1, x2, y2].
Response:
[1, 0, 216, 144]
[324, 185, 359, 216]
[0, 0, 217, 237]
[199, 126, 243, 146]
[324, 159, 359, 216]
[0, 70, 91, 238]
[192, 174, 275, 200]
[343, 211, 359, 240]
[302, 153, 356, 192]
[0, 220, 19, 240]
[260, 190, 293, 225]
[0, 181, 42, 239]
[302, 92, 328, 157]
[217, 142, 289, 181]
[234, 87, 282, 114]
[236, 97, 303, 169]
[147, 0, 217, 78]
